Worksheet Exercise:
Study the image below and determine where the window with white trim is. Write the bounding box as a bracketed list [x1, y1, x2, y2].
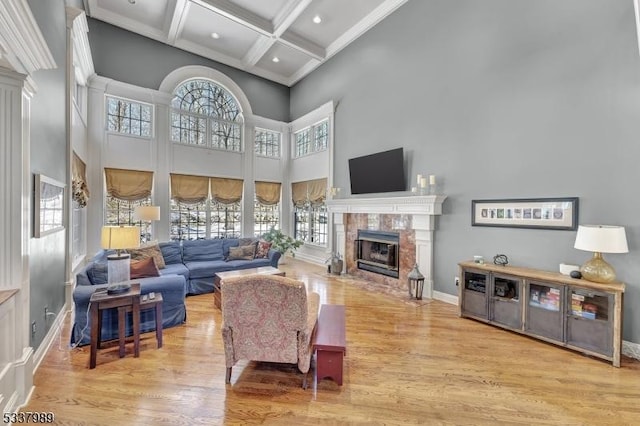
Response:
[169, 199, 242, 240]
[254, 199, 279, 237]
[294, 119, 328, 157]
[171, 79, 243, 151]
[294, 204, 327, 245]
[106, 96, 153, 137]
[255, 128, 281, 157]
[104, 196, 152, 241]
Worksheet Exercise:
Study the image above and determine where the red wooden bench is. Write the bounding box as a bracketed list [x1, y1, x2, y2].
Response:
[313, 304, 346, 385]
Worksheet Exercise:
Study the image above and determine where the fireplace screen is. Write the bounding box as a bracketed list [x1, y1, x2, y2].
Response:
[355, 230, 400, 278]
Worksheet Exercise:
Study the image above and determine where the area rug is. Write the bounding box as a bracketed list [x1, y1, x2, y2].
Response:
[319, 272, 433, 307]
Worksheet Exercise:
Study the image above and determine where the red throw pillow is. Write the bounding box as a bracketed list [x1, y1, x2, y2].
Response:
[255, 240, 272, 259]
[130, 257, 160, 279]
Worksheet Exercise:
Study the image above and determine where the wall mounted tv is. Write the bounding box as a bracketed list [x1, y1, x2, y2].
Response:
[348, 148, 405, 195]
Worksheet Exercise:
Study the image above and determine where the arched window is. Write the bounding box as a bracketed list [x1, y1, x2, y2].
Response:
[170, 79, 243, 151]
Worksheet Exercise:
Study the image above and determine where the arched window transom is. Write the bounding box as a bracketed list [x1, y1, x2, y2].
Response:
[170, 79, 243, 151]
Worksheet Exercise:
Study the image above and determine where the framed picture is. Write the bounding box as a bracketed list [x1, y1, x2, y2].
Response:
[471, 197, 578, 230]
[34, 174, 65, 238]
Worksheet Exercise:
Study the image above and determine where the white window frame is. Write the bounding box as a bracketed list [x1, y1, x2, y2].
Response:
[105, 95, 154, 139]
[293, 119, 328, 158]
[254, 127, 282, 158]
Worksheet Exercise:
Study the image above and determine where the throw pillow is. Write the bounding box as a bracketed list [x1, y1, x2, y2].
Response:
[130, 257, 160, 279]
[87, 262, 108, 285]
[255, 240, 272, 259]
[127, 241, 166, 269]
[238, 237, 258, 247]
[226, 245, 256, 261]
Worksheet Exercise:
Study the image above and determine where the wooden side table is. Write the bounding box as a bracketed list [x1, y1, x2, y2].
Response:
[313, 304, 346, 385]
[89, 283, 141, 369]
[125, 293, 163, 348]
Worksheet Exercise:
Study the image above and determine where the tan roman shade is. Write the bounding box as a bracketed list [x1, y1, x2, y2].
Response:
[170, 173, 209, 204]
[255, 181, 281, 205]
[72, 152, 90, 207]
[307, 178, 327, 206]
[291, 178, 327, 207]
[210, 177, 243, 204]
[105, 168, 153, 201]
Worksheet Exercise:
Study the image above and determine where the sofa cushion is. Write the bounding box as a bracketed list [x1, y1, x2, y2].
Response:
[183, 239, 224, 262]
[130, 257, 160, 279]
[185, 260, 230, 279]
[222, 239, 239, 257]
[226, 245, 255, 261]
[87, 262, 108, 285]
[255, 240, 272, 259]
[224, 258, 272, 270]
[160, 262, 189, 279]
[159, 241, 182, 265]
[127, 241, 166, 269]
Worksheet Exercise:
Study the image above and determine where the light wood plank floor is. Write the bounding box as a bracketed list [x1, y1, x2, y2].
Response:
[25, 259, 640, 425]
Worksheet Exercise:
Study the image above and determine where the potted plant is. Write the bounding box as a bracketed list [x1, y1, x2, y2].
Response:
[262, 227, 303, 260]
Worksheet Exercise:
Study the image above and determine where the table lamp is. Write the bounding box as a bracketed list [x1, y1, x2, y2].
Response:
[574, 225, 628, 283]
[101, 225, 140, 294]
[134, 205, 160, 243]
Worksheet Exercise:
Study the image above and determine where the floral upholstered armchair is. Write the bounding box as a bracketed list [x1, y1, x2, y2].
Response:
[221, 274, 320, 388]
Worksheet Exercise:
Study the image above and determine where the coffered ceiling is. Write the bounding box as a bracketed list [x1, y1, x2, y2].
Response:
[83, 0, 409, 86]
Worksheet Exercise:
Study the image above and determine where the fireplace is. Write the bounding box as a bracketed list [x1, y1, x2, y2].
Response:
[355, 230, 399, 278]
[326, 195, 447, 299]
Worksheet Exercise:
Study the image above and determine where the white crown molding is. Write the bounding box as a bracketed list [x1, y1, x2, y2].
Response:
[279, 31, 325, 60]
[273, 0, 312, 37]
[166, 0, 189, 44]
[192, 0, 273, 35]
[67, 7, 95, 86]
[0, 0, 56, 75]
[326, 195, 447, 216]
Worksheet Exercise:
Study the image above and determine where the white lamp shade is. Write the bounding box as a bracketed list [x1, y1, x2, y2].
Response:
[133, 205, 160, 221]
[101, 226, 140, 250]
[574, 225, 628, 254]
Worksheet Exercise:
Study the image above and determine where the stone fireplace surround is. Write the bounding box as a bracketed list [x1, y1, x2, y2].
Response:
[326, 195, 447, 299]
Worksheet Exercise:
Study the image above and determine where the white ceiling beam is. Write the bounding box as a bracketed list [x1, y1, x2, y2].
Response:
[191, 0, 273, 36]
[166, 0, 190, 44]
[280, 31, 324, 60]
[272, 0, 313, 37]
[241, 35, 275, 68]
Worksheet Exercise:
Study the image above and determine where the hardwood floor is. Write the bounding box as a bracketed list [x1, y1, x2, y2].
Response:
[24, 259, 640, 425]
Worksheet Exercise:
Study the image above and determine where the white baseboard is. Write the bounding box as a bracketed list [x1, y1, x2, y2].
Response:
[33, 303, 67, 373]
[433, 290, 457, 305]
[623, 340, 640, 360]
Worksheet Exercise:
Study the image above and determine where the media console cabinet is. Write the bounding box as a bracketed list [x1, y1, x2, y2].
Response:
[458, 261, 625, 367]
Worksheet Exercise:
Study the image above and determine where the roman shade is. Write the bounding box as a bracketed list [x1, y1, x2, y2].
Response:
[291, 178, 327, 207]
[170, 173, 209, 204]
[210, 177, 243, 204]
[105, 168, 153, 201]
[72, 152, 89, 207]
[255, 181, 281, 205]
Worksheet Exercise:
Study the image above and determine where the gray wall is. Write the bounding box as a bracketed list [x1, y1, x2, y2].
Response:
[291, 0, 640, 343]
[87, 18, 290, 122]
[27, 0, 68, 348]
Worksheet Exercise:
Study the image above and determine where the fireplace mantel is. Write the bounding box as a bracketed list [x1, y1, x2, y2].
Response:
[326, 195, 446, 215]
[326, 195, 447, 299]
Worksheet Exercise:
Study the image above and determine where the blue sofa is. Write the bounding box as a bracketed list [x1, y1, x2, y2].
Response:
[72, 238, 281, 346]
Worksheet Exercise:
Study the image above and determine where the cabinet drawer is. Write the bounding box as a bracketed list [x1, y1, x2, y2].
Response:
[566, 316, 612, 356]
[462, 290, 487, 319]
[492, 298, 521, 329]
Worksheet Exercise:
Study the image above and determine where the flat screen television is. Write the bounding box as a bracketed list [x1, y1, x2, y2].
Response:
[348, 148, 405, 194]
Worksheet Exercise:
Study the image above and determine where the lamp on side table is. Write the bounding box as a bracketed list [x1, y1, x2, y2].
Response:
[101, 225, 140, 294]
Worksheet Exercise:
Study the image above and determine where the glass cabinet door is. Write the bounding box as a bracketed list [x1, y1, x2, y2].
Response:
[525, 281, 564, 342]
[462, 270, 488, 319]
[490, 274, 522, 330]
[566, 287, 613, 356]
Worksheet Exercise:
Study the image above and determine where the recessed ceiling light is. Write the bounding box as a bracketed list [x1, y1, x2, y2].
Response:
[272, 57, 280, 63]
[211, 32, 220, 39]
[313, 15, 322, 24]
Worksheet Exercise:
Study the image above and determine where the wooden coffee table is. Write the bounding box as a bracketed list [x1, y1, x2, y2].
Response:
[213, 266, 285, 310]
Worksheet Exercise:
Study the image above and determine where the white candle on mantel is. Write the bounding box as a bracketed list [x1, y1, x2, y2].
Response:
[416, 174, 422, 185]
[420, 177, 427, 188]
[429, 175, 436, 185]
